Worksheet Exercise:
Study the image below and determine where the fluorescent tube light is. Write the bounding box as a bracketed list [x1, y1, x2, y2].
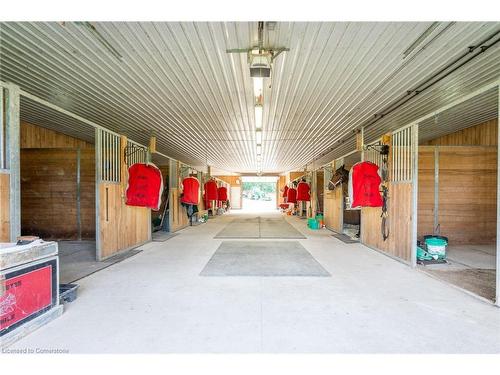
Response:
[255, 106, 262, 130]
[256, 130, 262, 145]
[256, 145, 262, 155]
[253, 77, 263, 98]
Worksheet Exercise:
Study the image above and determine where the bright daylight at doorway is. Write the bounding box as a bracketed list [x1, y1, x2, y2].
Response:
[241, 176, 278, 212]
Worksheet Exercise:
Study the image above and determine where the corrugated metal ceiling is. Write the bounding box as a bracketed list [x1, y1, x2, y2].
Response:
[419, 87, 498, 143]
[1, 22, 499, 173]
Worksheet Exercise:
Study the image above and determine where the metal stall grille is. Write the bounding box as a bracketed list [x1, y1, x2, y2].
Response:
[391, 125, 414, 183]
[0, 88, 6, 170]
[323, 165, 333, 190]
[126, 139, 148, 167]
[364, 141, 384, 167]
[96, 128, 121, 183]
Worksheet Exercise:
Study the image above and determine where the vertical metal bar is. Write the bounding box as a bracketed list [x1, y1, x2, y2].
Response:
[403, 129, 407, 181]
[6, 85, 21, 241]
[496, 85, 500, 306]
[394, 133, 398, 182]
[406, 130, 409, 181]
[399, 131, 402, 182]
[393, 133, 396, 181]
[76, 147, 82, 241]
[95, 128, 101, 260]
[434, 146, 439, 234]
[107, 132, 111, 182]
[410, 123, 419, 267]
[409, 128, 412, 180]
[360, 127, 365, 162]
[104, 131, 108, 181]
[0, 88, 4, 169]
[110, 135, 113, 182]
[115, 135, 118, 182]
[112, 134, 114, 181]
[116, 135, 119, 182]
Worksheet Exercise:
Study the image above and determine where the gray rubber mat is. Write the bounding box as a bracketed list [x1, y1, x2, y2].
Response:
[152, 231, 179, 242]
[331, 233, 359, 244]
[58, 241, 142, 284]
[215, 216, 306, 239]
[200, 240, 330, 277]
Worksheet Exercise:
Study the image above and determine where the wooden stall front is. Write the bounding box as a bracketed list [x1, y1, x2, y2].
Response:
[360, 130, 414, 263]
[97, 134, 150, 259]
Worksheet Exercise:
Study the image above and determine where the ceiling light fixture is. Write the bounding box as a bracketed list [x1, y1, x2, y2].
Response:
[253, 77, 263, 104]
[256, 145, 262, 155]
[255, 105, 263, 130]
[256, 130, 262, 145]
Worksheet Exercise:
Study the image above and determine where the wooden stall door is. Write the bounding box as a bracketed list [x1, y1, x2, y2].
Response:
[0, 173, 10, 242]
[324, 187, 343, 232]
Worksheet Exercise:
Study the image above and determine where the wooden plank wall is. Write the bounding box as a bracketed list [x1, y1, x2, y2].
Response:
[423, 119, 498, 146]
[0, 173, 10, 242]
[417, 147, 435, 237]
[418, 146, 497, 245]
[21, 121, 93, 149]
[21, 148, 95, 240]
[98, 183, 150, 258]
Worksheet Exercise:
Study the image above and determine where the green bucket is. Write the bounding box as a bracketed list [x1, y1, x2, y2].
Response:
[424, 237, 447, 259]
[308, 218, 319, 230]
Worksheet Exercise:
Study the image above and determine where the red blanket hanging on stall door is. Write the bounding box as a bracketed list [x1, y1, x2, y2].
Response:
[181, 176, 200, 205]
[126, 163, 163, 210]
[296, 182, 310, 201]
[204, 180, 218, 201]
[350, 161, 383, 208]
[287, 187, 297, 203]
[217, 186, 228, 201]
[282, 185, 289, 198]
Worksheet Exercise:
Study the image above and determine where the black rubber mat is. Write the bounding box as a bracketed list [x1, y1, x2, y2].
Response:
[152, 231, 179, 242]
[331, 233, 359, 244]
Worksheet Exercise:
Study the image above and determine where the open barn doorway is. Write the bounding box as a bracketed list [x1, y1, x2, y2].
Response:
[241, 176, 278, 212]
[416, 87, 498, 303]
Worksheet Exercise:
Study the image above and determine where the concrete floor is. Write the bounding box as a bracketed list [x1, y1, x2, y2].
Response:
[9, 212, 500, 353]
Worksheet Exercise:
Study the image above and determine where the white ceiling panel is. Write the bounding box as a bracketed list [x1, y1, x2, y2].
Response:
[1, 22, 499, 173]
